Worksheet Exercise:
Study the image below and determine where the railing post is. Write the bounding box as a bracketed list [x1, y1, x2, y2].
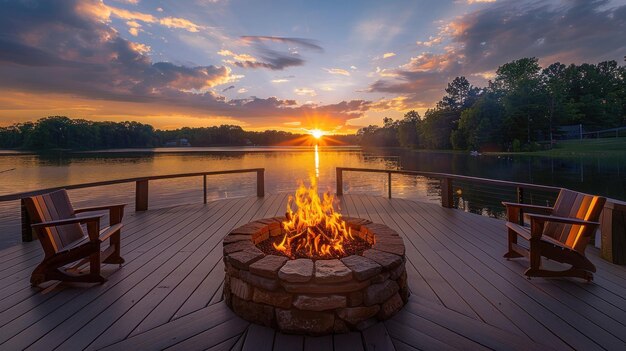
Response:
[135, 179, 149, 211]
[203, 175, 207, 204]
[517, 186, 524, 225]
[441, 178, 453, 208]
[388, 172, 392, 199]
[21, 198, 34, 242]
[336, 168, 343, 196]
[257, 169, 265, 197]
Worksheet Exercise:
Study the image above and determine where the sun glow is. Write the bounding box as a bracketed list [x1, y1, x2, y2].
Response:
[310, 129, 324, 139]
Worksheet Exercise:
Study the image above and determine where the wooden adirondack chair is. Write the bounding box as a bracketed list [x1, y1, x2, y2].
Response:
[503, 189, 606, 281]
[24, 189, 125, 286]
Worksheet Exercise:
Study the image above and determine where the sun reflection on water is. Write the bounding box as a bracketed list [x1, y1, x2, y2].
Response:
[314, 144, 320, 179]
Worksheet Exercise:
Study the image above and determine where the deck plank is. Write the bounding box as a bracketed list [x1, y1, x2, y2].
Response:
[333, 332, 364, 351]
[8, 199, 242, 349]
[0, 194, 624, 351]
[0, 203, 218, 348]
[303, 335, 332, 351]
[273, 333, 303, 351]
[361, 322, 396, 351]
[125, 195, 282, 338]
[386, 197, 573, 349]
[399, 197, 625, 350]
[80, 197, 263, 350]
[242, 325, 275, 351]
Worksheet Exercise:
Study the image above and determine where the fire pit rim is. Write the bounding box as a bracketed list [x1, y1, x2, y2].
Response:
[222, 216, 408, 335]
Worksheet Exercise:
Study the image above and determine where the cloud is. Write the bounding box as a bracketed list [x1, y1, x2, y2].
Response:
[227, 47, 305, 70]
[226, 36, 323, 70]
[450, 0, 626, 71]
[0, 0, 375, 130]
[294, 88, 317, 97]
[159, 17, 201, 32]
[465, 0, 497, 3]
[415, 36, 443, 47]
[271, 79, 289, 83]
[368, 0, 626, 107]
[382, 52, 396, 59]
[237, 88, 247, 93]
[222, 85, 235, 92]
[323, 68, 350, 76]
[218, 49, 258, 62]
[350, 65, 358, 70]
[240, 36, 323, 52]
[126, 20, 142, 36]
[81, 1, 203, 33]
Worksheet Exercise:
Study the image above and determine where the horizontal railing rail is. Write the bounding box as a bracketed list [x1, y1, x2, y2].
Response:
[336, 167, 562, 209]
[0, 168, 264, 242]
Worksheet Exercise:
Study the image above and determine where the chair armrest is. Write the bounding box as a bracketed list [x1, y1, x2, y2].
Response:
[74, 204, 126, 214]
[31, 215, 103, 230]
[99, 223, 123, 242]
[528, 214, 600, 226]
[501, 202, 554, 214]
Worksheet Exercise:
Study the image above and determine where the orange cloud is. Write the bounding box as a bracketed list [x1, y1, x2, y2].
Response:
[323, 68, 350, 76]
[294, 88, 317, 97]
[159, 17, 202, 32]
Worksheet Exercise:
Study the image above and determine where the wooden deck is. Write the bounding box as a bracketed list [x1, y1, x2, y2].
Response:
[1, 194, 625, 350]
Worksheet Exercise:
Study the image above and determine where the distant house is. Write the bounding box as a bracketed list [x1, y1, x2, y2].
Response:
[164, 138, 192, 147]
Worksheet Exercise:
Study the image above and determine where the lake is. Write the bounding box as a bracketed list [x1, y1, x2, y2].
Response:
[1, 146, 624, 249]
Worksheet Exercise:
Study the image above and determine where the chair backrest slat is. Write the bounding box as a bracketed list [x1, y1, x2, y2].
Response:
[544, 189, 578, 241]
[543, 189, 606, 253]
[36, 194, 64, 250]
[27, 195, 59, 254]
[24, 190, 86, 254]
[49, 190, 84, 245]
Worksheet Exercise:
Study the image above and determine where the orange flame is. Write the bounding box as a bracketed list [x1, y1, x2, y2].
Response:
[274, 178, 354, 258]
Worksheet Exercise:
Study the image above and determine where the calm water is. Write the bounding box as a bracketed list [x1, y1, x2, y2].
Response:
[0, 146, 624, 248]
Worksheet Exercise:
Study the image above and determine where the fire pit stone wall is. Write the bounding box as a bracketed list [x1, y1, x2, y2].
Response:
[223, 217, 409, 335]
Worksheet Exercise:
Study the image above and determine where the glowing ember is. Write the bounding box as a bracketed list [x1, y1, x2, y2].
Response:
[274, 179, 360, 258]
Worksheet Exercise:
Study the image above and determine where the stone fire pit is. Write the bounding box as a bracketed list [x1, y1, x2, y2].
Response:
[222, 217, 409, 335]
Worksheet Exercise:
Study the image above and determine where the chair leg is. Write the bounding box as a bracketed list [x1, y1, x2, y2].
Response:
[524, 238, 542, 275]
[89, 252, 106, 284]
[504, 229, 524, 259]
[103, 231, 125, 265]
[30, 263, 47, 287]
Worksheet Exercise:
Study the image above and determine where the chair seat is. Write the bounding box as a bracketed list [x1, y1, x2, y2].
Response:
[506, 222, 576, 252]
[59, 236, 91, 252]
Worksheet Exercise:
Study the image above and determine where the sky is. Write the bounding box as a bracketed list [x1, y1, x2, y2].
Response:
[0, 0, 624, 133]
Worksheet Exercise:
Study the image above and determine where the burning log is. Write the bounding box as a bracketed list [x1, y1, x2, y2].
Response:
[273, 179, 358, 259]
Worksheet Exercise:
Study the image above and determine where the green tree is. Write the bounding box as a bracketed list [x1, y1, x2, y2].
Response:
[397, 110, 420, 148]
[493, 57, 548, 144]
[451, 93, 504, 150]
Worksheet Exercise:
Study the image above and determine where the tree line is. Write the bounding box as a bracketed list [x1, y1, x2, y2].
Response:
[0, 116, 355, 150]
[358, 58, 626, 151]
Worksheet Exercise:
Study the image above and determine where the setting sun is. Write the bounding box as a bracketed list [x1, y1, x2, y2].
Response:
[310, 129, 324, 139]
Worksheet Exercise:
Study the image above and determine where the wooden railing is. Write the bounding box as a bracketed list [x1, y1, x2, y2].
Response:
[336, 167, 562, 208]
[0, 168, 265, 242]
